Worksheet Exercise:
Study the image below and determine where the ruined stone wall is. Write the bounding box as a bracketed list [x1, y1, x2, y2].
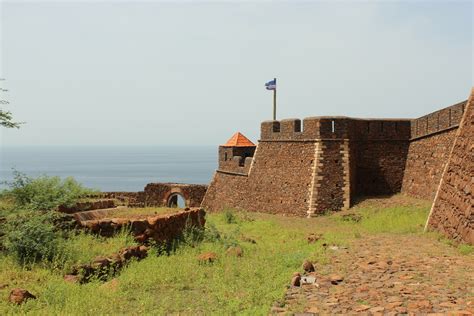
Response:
[401, 101, 466, 200]
[143, 183, 207, 207]
[79, 208, 206, 241]
[427, 90, 473, 244]
[102, 183, 207, 208]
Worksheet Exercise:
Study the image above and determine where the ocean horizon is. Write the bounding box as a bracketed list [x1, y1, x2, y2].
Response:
[0, 145, 217, 191]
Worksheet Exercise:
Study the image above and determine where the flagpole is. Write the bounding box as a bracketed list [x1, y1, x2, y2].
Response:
[273, 77, 276, 120]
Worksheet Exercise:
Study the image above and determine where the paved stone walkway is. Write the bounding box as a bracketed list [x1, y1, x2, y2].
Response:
[273, 235, 474, 315]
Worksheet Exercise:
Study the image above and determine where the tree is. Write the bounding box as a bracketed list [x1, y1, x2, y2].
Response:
[0, 79, 22, 128]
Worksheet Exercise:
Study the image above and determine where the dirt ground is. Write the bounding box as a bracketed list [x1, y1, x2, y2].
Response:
[275, 234, 474, 315]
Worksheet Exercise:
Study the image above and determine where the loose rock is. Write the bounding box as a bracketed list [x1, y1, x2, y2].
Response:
[226, 246, 243, 257]
[64, 275, 80, 283]
[291, 272, 301, 287]
[302, 260, 315, 273]
[307, 233, 322, 244]
[9, 288, 36, 305]
[329, 274, 344, 285]
[198, 252, 217, 264]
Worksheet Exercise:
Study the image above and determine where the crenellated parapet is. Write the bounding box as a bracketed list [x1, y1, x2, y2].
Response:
[218, 145, 255, 175]
[261, 117, 411, 141]
[410, 101, 466, 139]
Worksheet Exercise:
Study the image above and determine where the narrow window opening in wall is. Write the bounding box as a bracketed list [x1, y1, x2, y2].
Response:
[295, 120, 301, 132]
[310, 160, 313, 164]
[335, 159, 339, 164]
[331, 120, 335, 133]
[273, 122, 280, 132]
[238, 156, 245, 167]
[367, 123, 370, 133]
[224, 152, 228, 161]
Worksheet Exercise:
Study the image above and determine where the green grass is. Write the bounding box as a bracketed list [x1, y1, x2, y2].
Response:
[0, 197, 461, 315]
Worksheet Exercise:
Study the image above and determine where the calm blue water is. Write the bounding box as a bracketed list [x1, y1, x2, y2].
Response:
[0, 146, 217, 191]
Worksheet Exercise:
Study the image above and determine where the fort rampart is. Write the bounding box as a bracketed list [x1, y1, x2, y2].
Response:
[427, 91, 473, 244]
[202, 99, 468, 220]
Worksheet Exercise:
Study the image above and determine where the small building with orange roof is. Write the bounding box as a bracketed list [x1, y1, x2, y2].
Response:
[219, 132, 256, 173]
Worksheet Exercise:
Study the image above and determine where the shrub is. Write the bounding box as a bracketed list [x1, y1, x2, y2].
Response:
[203, 222, 221, 242]
[4, 211, 61, 265]
[223, 209, 237, 224]
[181, 217, 205, 248]
[458, 244, 473, 255]
[1, 171, 95, 211]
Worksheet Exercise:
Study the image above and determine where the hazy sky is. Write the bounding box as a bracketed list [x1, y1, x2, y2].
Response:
[0, 0, 472, 146]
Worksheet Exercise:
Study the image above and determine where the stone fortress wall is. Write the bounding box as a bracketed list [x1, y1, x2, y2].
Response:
[202, 98, 469, 222]
[427, 90, 473, 244]
[401, 101, 466, 200]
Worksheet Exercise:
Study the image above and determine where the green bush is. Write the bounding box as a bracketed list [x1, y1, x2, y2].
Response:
[1, 171, 95, 211]
[223, 209, 237, 224]
[4, 211, 61, 265]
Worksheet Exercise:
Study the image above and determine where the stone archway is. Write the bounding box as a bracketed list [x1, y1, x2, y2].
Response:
[167, 192, 186, 208]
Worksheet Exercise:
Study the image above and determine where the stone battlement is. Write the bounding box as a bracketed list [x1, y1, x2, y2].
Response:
[410, 101, 466, 139]
[261, 117, 411, 141]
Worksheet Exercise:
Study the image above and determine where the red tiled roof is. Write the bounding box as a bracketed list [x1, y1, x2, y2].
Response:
[222, 132, 255, 147]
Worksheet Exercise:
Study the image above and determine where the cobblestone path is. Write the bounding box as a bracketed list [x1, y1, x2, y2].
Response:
[273, 234, 474, 315]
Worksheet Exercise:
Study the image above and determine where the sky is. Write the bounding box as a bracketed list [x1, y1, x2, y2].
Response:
[0, 0, 472, 146]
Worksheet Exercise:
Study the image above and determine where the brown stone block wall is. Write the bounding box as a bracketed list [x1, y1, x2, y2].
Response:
[427, 90, 473, 244]
[280, 119, 303, 139]
[353, 140, 409, 196]
[411, 101, 466, 139]
[218, 146, 255, 174]
[202, 141, 315, 216]
[200, 172, 250, 213]
[309, 140, 348, 214]
[302, 117, 321, 139]
[401, 129, 457, 200]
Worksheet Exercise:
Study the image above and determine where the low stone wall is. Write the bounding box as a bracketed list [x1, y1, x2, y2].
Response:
[98, 192, 144, 207]
[58, 200, 116, 214]
[79, 208, 206, 243]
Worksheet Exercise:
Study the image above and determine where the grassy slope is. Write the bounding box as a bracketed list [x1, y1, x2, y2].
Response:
[0, 196, 469, 315]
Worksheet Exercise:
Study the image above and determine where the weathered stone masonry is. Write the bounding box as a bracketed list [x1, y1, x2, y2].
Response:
[101, 183, 207, 208]
[202, 98, 469, 223]
[202, 116, 413, 216]
[401, 101, 466, 200]
[427, 89, 473, 244]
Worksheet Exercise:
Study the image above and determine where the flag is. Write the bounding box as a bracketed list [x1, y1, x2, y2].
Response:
[265, 79, 276, 90]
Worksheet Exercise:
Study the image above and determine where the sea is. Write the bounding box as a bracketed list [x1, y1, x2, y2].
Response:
[0, 146, 217, 191]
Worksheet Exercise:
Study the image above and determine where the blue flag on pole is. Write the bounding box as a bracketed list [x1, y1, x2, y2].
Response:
[265, 79, 276, 90]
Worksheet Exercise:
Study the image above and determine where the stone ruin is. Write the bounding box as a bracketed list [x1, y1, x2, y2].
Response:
[100, 182, 207, 208]
[202, 89, 473, 244]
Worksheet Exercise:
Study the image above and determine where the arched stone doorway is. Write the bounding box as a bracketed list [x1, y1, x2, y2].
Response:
[167, 193, 186, 208]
